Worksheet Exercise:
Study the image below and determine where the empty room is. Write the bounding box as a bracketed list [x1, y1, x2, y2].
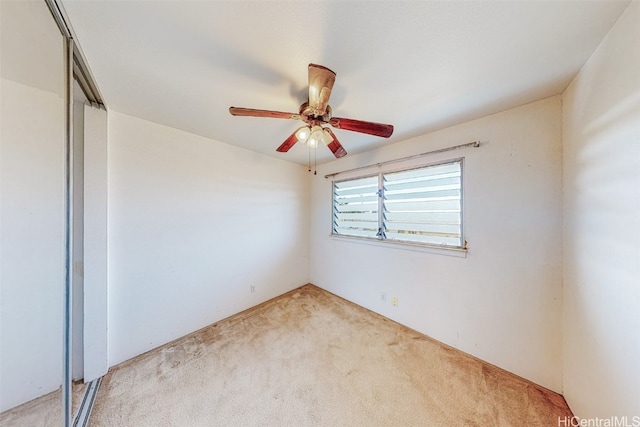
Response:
[1, 1, 638, 426]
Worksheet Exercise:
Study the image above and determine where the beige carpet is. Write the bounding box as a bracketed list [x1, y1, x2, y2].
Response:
[86, 284, 571, 426]
[0, 382, 86, 427]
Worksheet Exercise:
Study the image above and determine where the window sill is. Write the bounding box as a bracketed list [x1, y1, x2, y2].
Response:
[329, 234, 468, 258]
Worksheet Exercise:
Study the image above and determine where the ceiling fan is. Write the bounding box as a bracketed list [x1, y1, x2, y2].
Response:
[229, 64, 394, 159]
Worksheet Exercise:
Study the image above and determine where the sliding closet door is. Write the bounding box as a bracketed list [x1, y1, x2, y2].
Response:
[0, 0, 66, 422]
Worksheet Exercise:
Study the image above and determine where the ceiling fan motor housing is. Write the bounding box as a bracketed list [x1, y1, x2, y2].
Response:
[299, 102, 332, 125]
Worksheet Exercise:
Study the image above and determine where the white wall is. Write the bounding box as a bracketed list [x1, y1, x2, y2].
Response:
[107, 112, 310, 366]
[0, 79, 65, 411]
[562, 1, 640, 418]
[310, 96, 564, 392]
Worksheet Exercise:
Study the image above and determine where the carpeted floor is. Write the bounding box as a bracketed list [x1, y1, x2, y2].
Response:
[85, 284, 571, 426]
[0, 382, 86, 427]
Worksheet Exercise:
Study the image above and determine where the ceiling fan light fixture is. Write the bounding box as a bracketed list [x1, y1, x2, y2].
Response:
[321, 128, 334, 146]
[295, 126, 310, 143]
[307, 137, 319, 148]
[308, 125, 325, 148]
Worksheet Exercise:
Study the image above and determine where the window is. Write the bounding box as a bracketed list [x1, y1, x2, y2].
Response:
[332, 159, 464, 249]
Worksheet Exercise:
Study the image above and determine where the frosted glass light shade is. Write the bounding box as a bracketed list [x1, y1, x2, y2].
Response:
[308, 126, 324, 147]
[295, 126, 310, 142]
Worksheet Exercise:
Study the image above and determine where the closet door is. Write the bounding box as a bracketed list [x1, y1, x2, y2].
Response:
[0, 0, 66, 423]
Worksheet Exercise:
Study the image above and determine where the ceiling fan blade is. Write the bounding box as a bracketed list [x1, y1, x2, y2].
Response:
[329, 117, 394, 138]
[276, 130, 299, 153]
[308, 64, 336, 116]
[324, 128, 347, 158]
[229, 107, 300, 120]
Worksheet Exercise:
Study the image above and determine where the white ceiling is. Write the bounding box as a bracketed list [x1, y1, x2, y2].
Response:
[60, 0, 630, 165]
[1, 1, 65, 96]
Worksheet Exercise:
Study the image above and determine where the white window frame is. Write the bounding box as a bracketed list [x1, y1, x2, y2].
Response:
[331, 158, 466, 252]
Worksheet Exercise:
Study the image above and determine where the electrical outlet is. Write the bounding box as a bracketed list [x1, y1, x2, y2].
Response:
[250, 284, 255, 293]
[392, 296, 398, 307]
